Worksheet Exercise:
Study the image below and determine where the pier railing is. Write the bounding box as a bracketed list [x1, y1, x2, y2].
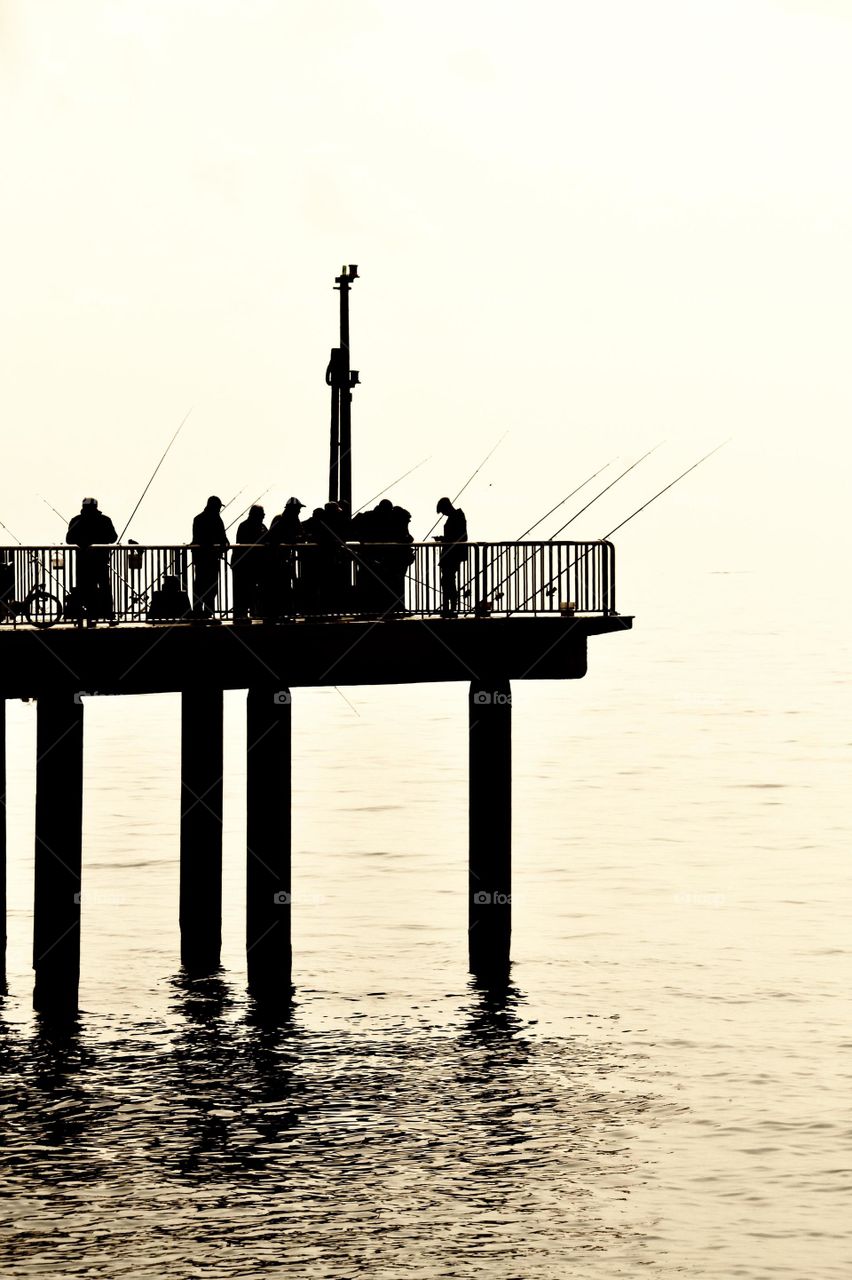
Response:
[0, 540, 616, 626]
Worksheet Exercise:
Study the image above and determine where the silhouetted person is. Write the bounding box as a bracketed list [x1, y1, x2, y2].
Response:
[266, 497, 304, 619]
[351, 499, 387, 612]
[360, 499, 413, 614]
[278, 497, 305, 543]
[299, 506, 325, 614]
[232, 505, 267, 622]
[303, 501, 350, 614]
[434, 496, 467, 616]
[191, 496, 229, 620]
[387, 503, 414, 612]
[66, 497, 118, 625]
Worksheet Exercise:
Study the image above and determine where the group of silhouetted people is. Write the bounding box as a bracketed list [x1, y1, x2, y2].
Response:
[58, 492, 468, 625]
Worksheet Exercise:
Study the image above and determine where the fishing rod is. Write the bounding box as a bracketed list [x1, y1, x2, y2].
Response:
[0, 515, 71, 600]
[119, 407, 193, 543]
[509, 440, 729, 615]
[225, 487, 272, 533]
[38, 494, 68, 526]
[136, 482, 268, 614]
[602, 440, 730, 539]
[220, 485, 246, 512]
[549, 443, 662, 539]
[515, 458, 615, 541]
[0, 517, 21, 545]
[354, 456, 431, 515]
[478, 456, 620, 607]
[421, 430, 509, 540]
[37, 495, 145, 609]
[481, 447, 657, 610]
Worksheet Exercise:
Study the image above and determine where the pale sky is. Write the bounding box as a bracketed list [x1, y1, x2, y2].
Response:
[1, 0, 850, 602]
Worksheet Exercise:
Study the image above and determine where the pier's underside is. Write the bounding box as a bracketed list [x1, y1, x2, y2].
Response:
[0, 614, 632, 699]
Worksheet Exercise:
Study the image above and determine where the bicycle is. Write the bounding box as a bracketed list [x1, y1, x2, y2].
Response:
[0, 570, 63, 628]
[0, 583, 63, 627]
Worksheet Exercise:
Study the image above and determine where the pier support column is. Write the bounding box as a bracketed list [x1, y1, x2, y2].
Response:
[469, 679, 512, 978]
[33, 693, 84, 1013]
[246, 686, 291, 1002]
[180, 689, 223, 972]
[1, 699, 6, 990]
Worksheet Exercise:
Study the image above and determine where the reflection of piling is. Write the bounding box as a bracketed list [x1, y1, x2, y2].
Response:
[33, 694, 84, 1013]
[469, 679, 512, 978]
[179, 690, 223, 972]
[246, 686, 292, 1001]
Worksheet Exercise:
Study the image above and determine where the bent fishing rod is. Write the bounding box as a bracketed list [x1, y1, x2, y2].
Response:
[119, 407, 193, 543]
[509, 439, 730, 615]
[421, 430, 509, 540]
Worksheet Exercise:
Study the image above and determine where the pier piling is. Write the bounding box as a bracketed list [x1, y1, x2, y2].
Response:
[469, 679, 512, 978]
[180, 689, 224, 973]
[1, 699, 5, 989]
[33, 693, 84, 1013]
[246, 686, 292, 1001]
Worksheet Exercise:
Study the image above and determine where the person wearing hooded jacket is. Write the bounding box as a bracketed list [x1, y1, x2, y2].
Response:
[232, 504, 267, 621]
[66, 497, 118, 624]
[191, 496, 229, 620]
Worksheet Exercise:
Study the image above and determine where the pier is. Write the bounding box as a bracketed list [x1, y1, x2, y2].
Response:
[0, 268, 632, 1014]
[0, 536, 630, 1013]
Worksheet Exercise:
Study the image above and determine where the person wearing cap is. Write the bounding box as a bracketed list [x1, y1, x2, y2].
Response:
[434, 496, 468, 616]
[66, 498, 118, 625]
[264, 497, 304, 620]
[191, 496, 229, 620]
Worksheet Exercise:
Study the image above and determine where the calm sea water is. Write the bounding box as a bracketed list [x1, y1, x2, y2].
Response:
[0, 566, 848, 1278]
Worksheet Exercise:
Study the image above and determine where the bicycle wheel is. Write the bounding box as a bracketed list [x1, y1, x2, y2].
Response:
[26, 590, 63, 628]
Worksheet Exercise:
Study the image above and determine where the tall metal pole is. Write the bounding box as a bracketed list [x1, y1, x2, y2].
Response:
[327, 348, 341, 504]
[332, 265, 358, 514]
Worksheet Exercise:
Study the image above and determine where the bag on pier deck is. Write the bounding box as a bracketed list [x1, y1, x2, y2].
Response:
[148, 575, 192, 622]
